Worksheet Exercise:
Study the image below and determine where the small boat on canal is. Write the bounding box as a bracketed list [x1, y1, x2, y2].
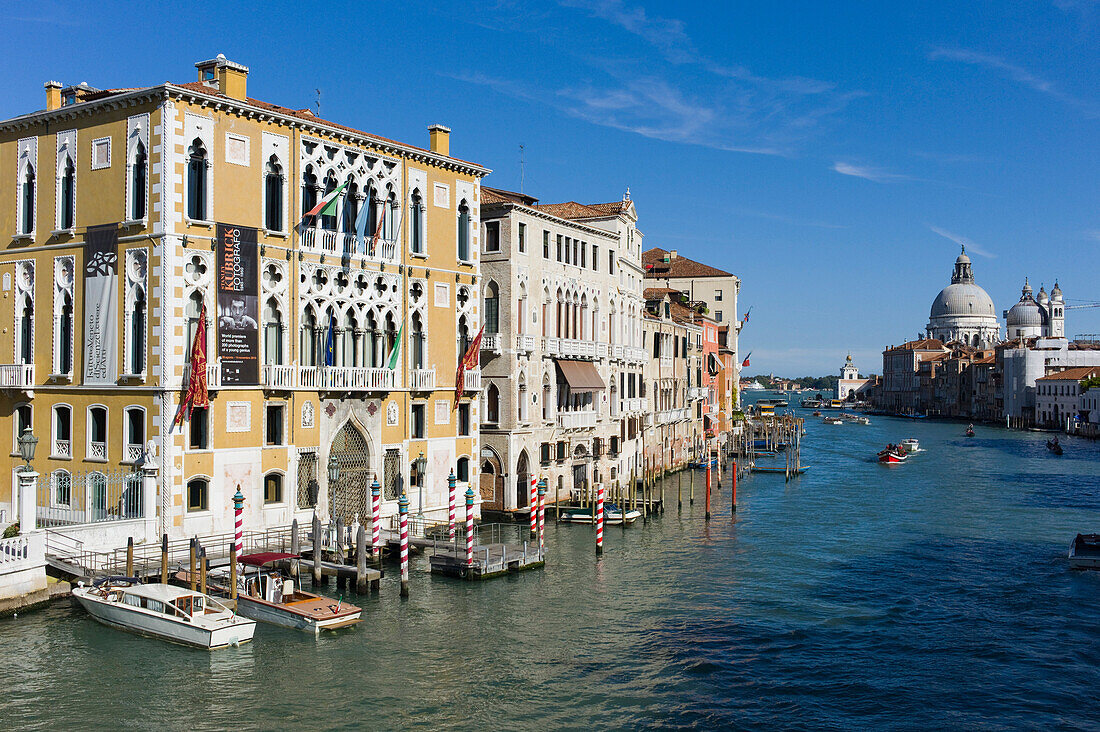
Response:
[966, 424, 975, 437]
[1068, 534, 1100, 569]
[877, 445, 909, 464]
[73, 578, 255, 649]
[899, 438, 921, 453]
[559, 503, 642, 525]
[823, 417, 844, 425]
[1047, 439, 1064, 455]
[232, 553, 362, 632]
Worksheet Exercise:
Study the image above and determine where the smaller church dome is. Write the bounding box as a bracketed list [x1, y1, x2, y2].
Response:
[1052, 281, 1063, 301]
[1006, 299, 1043, 328]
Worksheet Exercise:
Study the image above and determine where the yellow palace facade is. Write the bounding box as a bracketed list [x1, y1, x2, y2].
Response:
[0, 55, 487, 547]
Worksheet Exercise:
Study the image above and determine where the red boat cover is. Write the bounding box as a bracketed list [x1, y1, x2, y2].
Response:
[238, 552, 299, 567]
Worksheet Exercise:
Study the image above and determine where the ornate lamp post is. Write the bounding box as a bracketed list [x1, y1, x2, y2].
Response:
[17, 427, 38, 471]
[414, 452, 427, 517]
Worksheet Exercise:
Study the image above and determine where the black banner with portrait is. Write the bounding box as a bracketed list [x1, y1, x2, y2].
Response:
[217, 223, 259, 385]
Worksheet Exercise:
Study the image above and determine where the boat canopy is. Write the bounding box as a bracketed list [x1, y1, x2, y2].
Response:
[239, 552, 300, 567]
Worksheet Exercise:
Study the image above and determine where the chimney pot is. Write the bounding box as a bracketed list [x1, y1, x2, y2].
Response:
[428, 124, 451, 156]
[670, 250, 678, 259]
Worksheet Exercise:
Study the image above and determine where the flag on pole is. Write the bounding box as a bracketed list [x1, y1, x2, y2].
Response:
[369, 202, 388, 254]
[453, 325, 485, 410]
[173, 303, 209, 430]
[741, 352, 752, 368]
[354, 197, 371, 254]
[742, 306, 752, 324]
[387, 322, 404, 370]
[325, 314, 335, 367]
[304, 181, 348, 220]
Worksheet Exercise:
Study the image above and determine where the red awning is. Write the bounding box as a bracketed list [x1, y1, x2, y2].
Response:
[238, 552, 299, 567]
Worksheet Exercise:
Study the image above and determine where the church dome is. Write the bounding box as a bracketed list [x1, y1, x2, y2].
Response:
[1006, 298, 1043, 328]
[929, 283, 996, 319]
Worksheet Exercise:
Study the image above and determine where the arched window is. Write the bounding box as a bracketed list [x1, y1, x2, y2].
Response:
[366, 312, 380, 367]
[59, 157, 75, 230]
[300, 306, 317, 367]
[264, 156, 283, 232]
[187, 477, 209, 512]
[342, 310, 358, 367]
[88, 406, 107, 460]
[18, 297, 33, 364]
[186, 138, 207, 221]
[385, 313, 398, 362]
[411, 312, 426, 369]
[365, 183, 378, 235]
[129, 287, 146, 375]
[53, 404, 72, 458]
[264, 472, 283, 505]
[131, 142, 147, 220]
[185, 291, 204, 354]
[385, 192, 398, 240]
[484, 281, 500, 334]
[124, 407, 145, 462]
[15, 404, 32, 454]
[410, 188, 425, 254]
[518, 376, 528, 422]
[457, 199, 470, 261]
[21, 165, 35, 234]
[486, 383, 500, 423]
[342, 180, 359, 235]
[263, 298, 283, 365]
[320, 175, 338, 231]
[302, 165, 317, 218]
[457, 457, 470, 483]
[52, 469, 72, 507]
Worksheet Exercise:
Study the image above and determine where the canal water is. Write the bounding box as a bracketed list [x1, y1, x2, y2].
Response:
[3, 410, 1100, 730]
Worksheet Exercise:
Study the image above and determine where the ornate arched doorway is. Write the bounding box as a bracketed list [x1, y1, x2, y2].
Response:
[329, 421, 371, 524]
[516, 450, 530, 508]
[480, 446, 504, 510]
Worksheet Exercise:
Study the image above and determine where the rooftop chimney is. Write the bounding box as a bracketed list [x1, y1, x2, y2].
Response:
[428, 124, 451, 156]
[195, 54, 249, 101]
[670, 250, 678, 260]
[44, 81, 62, 111]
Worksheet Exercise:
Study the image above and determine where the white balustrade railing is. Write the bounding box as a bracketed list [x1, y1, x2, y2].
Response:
[301, 228, 400, 263]
[558, 410, 597, 429]
[611, 344, 624, 361]
[206, 361, 220, 390]
[125, 444, 144, 462]
[463, 369, 481, 391]
[688, 387, 706, 400]
[481, 334, 502, 353]
[262, 364, 296, 389]
[660, 356, 674, 370]
[596, 342, 609, 359]
[89, 441, 107, 460]
[0, 532, 43, 574]
[318, 366, 396, 391]
[410, 368, 436, 390]
[516, 334, 536, 353]
[559, 338, 597, 360]
[54, 439, 71, 458]
[0, 363, 34, 388]
[658, 407, 690, 425]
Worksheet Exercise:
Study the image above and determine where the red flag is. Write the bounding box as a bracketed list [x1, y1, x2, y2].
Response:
[173, 303, 209, 430]
[454, 326, 485, 410]
[741, 351, 752, 368]
[369, 202, 387, 254]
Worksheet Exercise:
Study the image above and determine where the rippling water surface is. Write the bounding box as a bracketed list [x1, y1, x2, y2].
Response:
[3, 409, 1100, 730]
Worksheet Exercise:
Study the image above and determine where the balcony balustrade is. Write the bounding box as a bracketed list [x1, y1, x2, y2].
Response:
[557, 410, 597, 429]
[300, 228, 399, 263]
[409, 368, 436, 390]
[0, 363, 34, 389]
[481, 333, 502, 354]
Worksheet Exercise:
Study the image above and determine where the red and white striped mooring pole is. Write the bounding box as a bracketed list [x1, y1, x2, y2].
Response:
[398, 492, 410, 598]
[465, 485, 475, 567]
[529, 475, 537, 538]
[232, 485, 245, 557]
[537, 478, 547, 557]
[371, 479, 381, 557]
[595, 482, 604, 556]
[448, 470, 457, 541]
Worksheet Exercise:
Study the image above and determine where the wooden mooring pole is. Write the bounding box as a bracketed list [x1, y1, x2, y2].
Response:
[125, 537, 134, 578]
[290, 518, 300, 578]
[160, 534, 168, 585]
[312, 512, 323, 587]
[199, 548, 207, 597]
[356, 525, 368, 594]
[188, 538, 197, 591]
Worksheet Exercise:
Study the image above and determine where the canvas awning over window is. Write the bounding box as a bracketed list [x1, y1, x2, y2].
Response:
[555, 359, 605, 391]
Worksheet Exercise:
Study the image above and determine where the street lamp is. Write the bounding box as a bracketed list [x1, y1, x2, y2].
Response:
[17, 427, 37, 472]
[328, 454, 339, 485]
[414, 451, 427, 517]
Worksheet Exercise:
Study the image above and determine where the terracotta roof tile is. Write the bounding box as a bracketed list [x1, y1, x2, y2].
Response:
[481, 186, 539, 206]
[884, 338, 946, 352]
[643, 247, 733, 279]
[1036, 366, 1100, 381]
[534, 201, 610, 220]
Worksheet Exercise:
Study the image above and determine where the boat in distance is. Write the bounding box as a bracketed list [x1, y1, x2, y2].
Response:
[1069, 534, 1100, 569]
[72, 578, 255, 649]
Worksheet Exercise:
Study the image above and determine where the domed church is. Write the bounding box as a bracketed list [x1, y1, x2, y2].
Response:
[925, 247, 1001, 348]
[1004, 279, 1065, 340]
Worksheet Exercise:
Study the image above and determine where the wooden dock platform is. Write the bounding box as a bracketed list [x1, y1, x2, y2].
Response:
[429, 542, 544, 580]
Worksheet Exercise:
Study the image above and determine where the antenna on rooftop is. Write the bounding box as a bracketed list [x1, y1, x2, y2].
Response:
[315, 88, 322, 117]
[519, 143, 526, 194]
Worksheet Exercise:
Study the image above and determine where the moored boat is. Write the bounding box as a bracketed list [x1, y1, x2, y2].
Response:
[233, 553, 362, 632]
[73, 579, 255, 649]
[1069, 534, 1100, 569]
[559, 502, 641, 525]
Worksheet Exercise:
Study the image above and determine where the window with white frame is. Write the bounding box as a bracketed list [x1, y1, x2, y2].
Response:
[457, 199, 471, 261]
[53, 404, 72, 458]
[130, 140, 147, 221]
[410, 188, 425, 254]
[87, 406, 107, 461]
[57, 155, 75, 231]
[14, 403, 32, 454]
[124, 407, 144, 462]
[19, 163, 36, 235]
[187, 138, 209, 221]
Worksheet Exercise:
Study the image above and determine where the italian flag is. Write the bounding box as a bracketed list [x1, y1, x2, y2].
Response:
[305, 182, 347, 218]
[386, 322, 404, 370]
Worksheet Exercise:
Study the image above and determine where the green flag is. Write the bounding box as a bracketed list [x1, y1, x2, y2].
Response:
[387, 322, 404, 370]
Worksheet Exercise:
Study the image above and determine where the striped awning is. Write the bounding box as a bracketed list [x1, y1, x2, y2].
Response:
[555, 359, 605, 391]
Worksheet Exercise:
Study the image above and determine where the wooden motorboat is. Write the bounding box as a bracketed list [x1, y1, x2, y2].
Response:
[750, 465, 809, 475]
[823, 417, 844, 425]
[231, 553, 362, 632]
[559, 503, 641, 525]
[73, 578, 255, 649]
[877, 445, 908, 464]
[1047, 440, 1064, 455]
[812, 411, 822, 417]
[1069, 534, 1100, 569]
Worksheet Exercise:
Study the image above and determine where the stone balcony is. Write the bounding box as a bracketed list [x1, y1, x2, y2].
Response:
[463, 369, 481, 391]
[300, 228, 399, 264]
[516, 334, 537, 354]
[409, 368, 436, 391]
[481, 333, 502, 354]
[0, 363, 34, 390]
[558, 410, 597, 429]
[657, 407, 690, 425]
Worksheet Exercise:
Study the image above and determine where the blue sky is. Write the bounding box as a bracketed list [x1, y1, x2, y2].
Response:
[4, 0, 1099, 375]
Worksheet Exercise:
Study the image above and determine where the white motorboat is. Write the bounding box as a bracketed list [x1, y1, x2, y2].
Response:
[73, 579, 255, 649]
[900, 438, 921, 453]
[227, 553, 361, 632]
[559, 502, 642, 525]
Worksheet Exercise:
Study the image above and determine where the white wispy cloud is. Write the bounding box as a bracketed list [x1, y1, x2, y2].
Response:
[559, 0, 698, 63]
[929, 47, 1100, 117]
[1083, 229, 1100, 241]
[832, 161, 909, 182]
[928, 225, 997, 259]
